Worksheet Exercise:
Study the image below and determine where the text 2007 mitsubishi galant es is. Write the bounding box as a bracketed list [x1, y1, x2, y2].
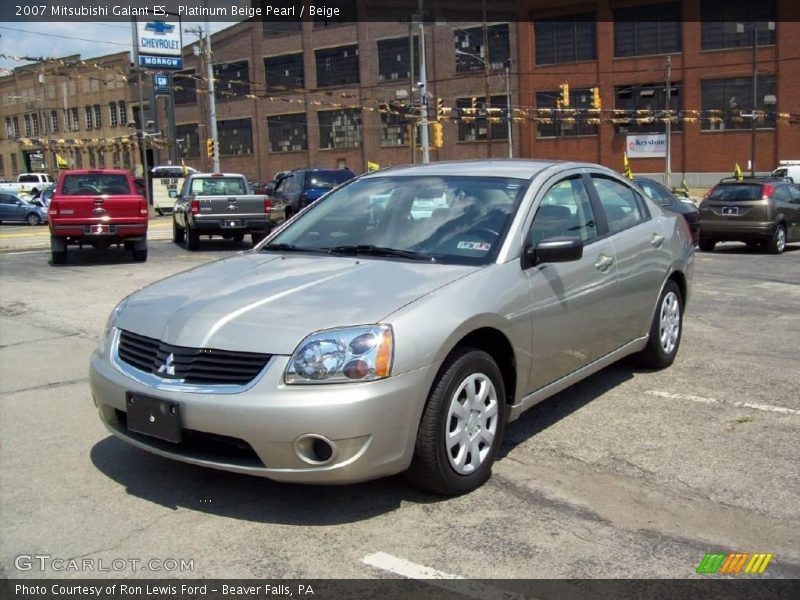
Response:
[90, 160, 693, 495]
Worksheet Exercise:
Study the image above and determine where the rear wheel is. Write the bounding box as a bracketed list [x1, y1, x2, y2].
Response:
[768, 224, 787, 255]
[698, 238, 716, 252]
[50, 236, 67, 265]
[636, 280, 683, 369]
[186, 224, 200, 251]
[131, 240, 148, 262]
[232, 232, 245, 243]
[406, 348, 506, 496]
[172, 217, 185, 243]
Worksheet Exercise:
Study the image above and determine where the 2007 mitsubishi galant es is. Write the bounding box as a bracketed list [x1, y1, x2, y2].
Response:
[90, 160, 693, 495]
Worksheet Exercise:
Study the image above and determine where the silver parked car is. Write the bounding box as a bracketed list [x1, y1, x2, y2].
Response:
[90, 160, 693, 495]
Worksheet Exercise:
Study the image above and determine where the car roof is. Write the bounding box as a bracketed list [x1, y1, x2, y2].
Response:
[360, 159, 597, 181]
[59, 169, 130, 175]
[716, 177, 786, 185]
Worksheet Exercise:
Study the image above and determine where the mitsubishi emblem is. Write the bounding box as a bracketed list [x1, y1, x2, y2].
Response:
[157, 353, 176, 376]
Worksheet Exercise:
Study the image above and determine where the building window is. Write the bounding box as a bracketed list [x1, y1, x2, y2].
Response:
[51, 111, 59, 133]
[535, 89, 599, 138]
[456, 96, 507, 141]
[214, 61, 250, 101]
[0, 155, 4, 175]
[454, 24, 510, 72]
[85, 106, 93, 130]
[109, 102, 118, 127]
[614, 83, 682, 134]
[97, 149, 105, 168]
[122, 149, 131, 169]
[74, 150, 83, 169]
[11, 153, 19, 175]
[318, 109, 361, 149]
[70, 108, 79, 131]
[4, 117, 12, 138]
[112, 149, 121, 168]
[701, 0, 776, 50]
[118, 101, 127, 127]
[701, 76, 777, 130]
[265, 54, 305, 92]
[315, 45, 359, 88]
[614, 3, 682, 58]
[13, 116, 20, 137]
[94, 104, 102, 129]
[174, 70, 197, 105]
[176, 123, 200, 158]
[217, 118, 253, 155]
[267, 113, 308, 152]
[534, 13, 596, 65]
[262, 21, 302, 35]
[313, 0, 356, 27]
[88, 149, 96, 168]
[24, 115, 31, 137]
[378, 37, 419, 82]
[31, 114, 39, 136]
[380, 111, 410, 147]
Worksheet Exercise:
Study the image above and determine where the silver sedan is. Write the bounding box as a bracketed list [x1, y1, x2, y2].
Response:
[90, 160, 694, 495]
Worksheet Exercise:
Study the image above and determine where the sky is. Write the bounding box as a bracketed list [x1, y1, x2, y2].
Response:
[0, 21, 240, 73]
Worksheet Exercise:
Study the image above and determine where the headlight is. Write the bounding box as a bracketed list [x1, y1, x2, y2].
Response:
[285, 325, 393, 384]
[104, 297, 129, 338]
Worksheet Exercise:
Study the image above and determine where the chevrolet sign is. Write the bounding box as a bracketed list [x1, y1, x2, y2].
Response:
[135, 18, 183, 70]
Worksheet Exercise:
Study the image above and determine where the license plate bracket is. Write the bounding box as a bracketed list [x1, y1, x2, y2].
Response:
[126, 393, 182, 443]
[722, 206, 739, 216]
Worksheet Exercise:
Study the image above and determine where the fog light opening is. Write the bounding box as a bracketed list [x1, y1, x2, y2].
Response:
[294, 434, 337, 465]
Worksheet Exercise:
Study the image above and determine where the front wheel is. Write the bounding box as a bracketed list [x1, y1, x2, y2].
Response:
[768, 225, 787, 255]
[26, 213, 42, 226]
[698, 238, 715, 252]
[406, 348, 506, 496]
[635, 280, 683, 369]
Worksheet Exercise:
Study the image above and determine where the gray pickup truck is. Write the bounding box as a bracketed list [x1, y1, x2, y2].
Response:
[172, 173, 272, 250]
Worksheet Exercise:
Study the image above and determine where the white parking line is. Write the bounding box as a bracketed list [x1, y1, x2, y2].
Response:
[361, 552, 535, 600]
[646, 390, 800, 416]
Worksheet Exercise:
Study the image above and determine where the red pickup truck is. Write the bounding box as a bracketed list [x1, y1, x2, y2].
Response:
[49, 169, 149, 264]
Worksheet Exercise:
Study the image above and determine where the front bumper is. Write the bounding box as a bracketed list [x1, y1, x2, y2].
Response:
[89, 336, 436, 484]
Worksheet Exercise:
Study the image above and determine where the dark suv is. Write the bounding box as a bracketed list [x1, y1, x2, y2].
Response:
[698, 178, 800, 254]
[270, 168, 355, 220]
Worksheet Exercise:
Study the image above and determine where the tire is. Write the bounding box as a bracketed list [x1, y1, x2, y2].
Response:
[132, 248, 148, 262]
[186, 224, 200, 251]
[232, 232, 245, 243]
[172, 218, 185, 243]
[51, 250, 67, 265]
[50, 236, 67, 265]
[768, 224, 787, 255]
[251, 230, 266, 247]
[698, 238, 716, 252]
[635, 279, 683, 369]
[26, 213, 41, 226]
[406, 348, 506, 496]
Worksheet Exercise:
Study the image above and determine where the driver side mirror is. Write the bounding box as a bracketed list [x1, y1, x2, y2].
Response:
[523, 236, 583, 269]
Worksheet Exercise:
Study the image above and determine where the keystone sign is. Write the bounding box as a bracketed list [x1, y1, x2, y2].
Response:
[626, 133, 667, 158]
[135, 19, 183, 70]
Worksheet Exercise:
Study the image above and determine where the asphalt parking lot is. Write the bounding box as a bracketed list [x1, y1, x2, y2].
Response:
[0, 235, 798, 581]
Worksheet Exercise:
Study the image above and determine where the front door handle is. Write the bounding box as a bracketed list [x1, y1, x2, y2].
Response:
[651, 233, 665, 247]
[594, 254, 614, 272]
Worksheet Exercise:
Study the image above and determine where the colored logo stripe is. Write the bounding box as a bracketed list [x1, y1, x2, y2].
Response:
[697, 553, 773, 574]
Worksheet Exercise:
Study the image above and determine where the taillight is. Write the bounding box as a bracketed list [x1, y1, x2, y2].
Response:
[264, 198, 272, 213]
[761, 184, 774, 200]
[139, 198, 148, 215]
[191, 198, 200, 214]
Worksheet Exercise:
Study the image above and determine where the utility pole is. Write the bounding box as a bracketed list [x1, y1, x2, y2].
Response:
[505, 59, 512, 158]
[416, 0, 430, 164]
[409, 22, 417, 164]
[664, 55, 672, 187]
[131, 21, 149, 186]
[750, 26, 757, 177]
[204, 11, 220, 172]
[482, 0, 492, 158]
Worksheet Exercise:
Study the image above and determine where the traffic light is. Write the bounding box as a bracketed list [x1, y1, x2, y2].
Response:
[431, 122, 443, 148]
[591, 87, 602, 110]
[206, 139, 218, 160]
[559, 82, 570, 108]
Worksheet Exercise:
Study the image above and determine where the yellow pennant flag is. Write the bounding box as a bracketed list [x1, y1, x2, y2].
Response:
[734, 163, 743, 181]
[623, 152, 633, 180]
[367, 161, 380, 173]
[56, 154, 69, 169]
[181, 158, 188, 177]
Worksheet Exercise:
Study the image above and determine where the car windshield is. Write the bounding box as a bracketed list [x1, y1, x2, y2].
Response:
[305, 170, 353, 190]
[191, 177, 247, 195]
[708, 184, 763, 202]
[268, 175, 528, 265]
[61, 174, 131, 195]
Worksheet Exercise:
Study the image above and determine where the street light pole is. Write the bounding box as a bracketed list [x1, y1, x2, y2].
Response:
[664, 55, 672, 187]
[750, 26, 757, 178]
[482, 0, 492, 158]
[505, 59, 512, 158]
[204, 15, 220, 172]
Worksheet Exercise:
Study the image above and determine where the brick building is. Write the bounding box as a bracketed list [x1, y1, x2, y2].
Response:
[518, 0, 800, 186]
[0, 52, 153, 179]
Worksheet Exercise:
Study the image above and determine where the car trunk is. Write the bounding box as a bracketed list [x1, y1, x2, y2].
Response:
[51, 193, 146, 224]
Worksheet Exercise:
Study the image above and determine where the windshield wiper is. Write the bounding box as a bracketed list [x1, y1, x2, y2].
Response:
[325, 245, 436, 262]
[260, 243, 322, 253]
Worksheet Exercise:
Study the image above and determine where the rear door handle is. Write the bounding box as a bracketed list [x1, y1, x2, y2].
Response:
[594, 254, 614, 272]
[651, 233, 665, 247]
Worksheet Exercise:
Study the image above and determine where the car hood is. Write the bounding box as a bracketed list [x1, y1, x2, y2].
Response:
[117, 253, 479, 354]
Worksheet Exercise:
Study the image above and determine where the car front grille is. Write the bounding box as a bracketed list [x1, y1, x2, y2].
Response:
[117, 329, 271, 386]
